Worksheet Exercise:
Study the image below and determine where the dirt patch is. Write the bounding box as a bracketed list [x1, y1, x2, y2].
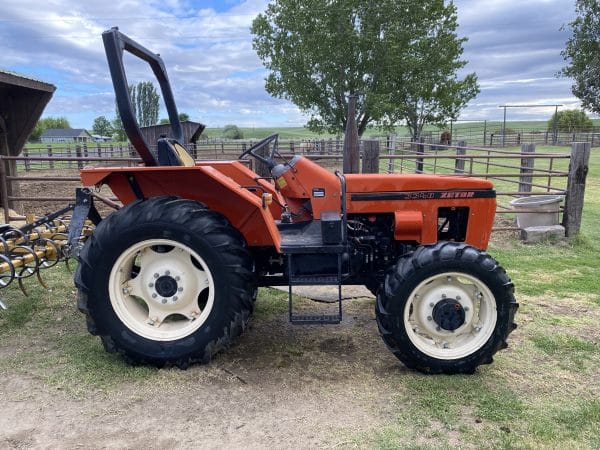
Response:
[0, 297, 393, 449]
[14, 168, 116, 218]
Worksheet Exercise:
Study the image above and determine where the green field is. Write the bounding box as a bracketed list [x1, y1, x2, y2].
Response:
[24, 119, 600, 145]
[0, 146, 598, 448]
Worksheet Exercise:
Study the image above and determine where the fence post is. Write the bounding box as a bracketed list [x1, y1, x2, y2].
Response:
[0, 158, 11, 224]
[518, 143, 535, 194]
[562, 142, 591, 237]
[415, 137, 424, 174]
[362, 140, 380, 174]
[97, 143, 102, 158]
[23, 147, 31, 172]
[387, 135, 396, 173]
[454, 140, 467, 174]
[76, 145, 83, 169]
[290, 141, 295, 155]
[45, 145, 53, 169]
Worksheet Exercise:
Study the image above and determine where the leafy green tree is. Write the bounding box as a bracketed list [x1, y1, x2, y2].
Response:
[561, 0, 600, 114]
[251, 0, 478, 138]
[223, 124, 244, 139]
[92, 116, 113, 136]
[112, 107, 126, 142]
[159, 113, 190, 125]
[134, 81, 160, 127]
[111, 82, 160, 140]
[29, 116, 71, 142]
[548, 109, 593, 132]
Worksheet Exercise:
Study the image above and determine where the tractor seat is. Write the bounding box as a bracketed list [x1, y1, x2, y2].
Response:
[156, 137, 195, 167]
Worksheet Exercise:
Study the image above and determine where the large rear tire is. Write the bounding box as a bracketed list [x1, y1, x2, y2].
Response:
[75, 196, 256, 368]
[376, 242, 518, 374]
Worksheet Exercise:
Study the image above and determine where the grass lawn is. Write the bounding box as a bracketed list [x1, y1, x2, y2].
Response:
[0, 147, 598, 448]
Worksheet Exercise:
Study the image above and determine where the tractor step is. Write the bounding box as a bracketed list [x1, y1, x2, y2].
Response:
[289, 275, 340, 285]
[290, 314, 341, 325]
[286, 253, 343, 325]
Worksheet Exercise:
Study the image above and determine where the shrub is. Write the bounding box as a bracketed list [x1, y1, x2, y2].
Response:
[222, 124, 244, 139]
[548, 109, 593, 132]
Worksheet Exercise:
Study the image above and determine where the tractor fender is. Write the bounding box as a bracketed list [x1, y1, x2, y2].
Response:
[80, 165, 282, 250]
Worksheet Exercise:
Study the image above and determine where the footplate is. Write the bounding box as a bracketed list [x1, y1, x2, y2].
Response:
[290, 314, 341, 325]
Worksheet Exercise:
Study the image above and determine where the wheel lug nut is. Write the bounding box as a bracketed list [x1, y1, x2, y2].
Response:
[429, 302, 435, 307]
[436, 326, 441, 331]
[173, 296, 178, 301]
[178, 287, 183, 292]
[464, 306, 470, 312]
[427, 316, 432, 321]
[441, 294, 447, 299]
[148, 283, 154, 288]
[175, 276, 180, 281]
[154, 273, 159, 278]
[165, 270, 170, 276]
[162, 298, 167, 304]
[456, 295, 461, 301]
[152, 293, 157, 298]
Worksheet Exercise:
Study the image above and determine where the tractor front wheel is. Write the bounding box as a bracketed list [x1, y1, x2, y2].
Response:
[75, 197, 256, 368]
[376, 242, 518, 374]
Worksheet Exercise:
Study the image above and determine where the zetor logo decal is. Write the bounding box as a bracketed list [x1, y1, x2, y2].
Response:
[440, 191, 475, 199]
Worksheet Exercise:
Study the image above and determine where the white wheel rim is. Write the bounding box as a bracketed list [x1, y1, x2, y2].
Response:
[403, 272, 497, 360]
[108, 239, 215, 341]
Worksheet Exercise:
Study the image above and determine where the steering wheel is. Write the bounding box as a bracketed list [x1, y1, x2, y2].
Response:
[239, 134, 280, 169]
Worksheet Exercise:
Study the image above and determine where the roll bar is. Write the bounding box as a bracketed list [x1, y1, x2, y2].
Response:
[102, 27, 183, 166]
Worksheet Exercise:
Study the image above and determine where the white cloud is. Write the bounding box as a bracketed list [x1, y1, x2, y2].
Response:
[0, 0, 592, 130]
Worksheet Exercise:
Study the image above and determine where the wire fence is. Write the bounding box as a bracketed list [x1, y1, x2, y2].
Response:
[4, 140, 591, 236]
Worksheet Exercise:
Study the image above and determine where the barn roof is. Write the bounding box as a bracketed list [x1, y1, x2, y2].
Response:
[0, 69, 56, 155]
[41, 128, 90, 139]
[139, 121, 206, 146]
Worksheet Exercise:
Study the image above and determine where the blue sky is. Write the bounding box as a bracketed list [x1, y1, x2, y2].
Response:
[1, 0, 592, 130]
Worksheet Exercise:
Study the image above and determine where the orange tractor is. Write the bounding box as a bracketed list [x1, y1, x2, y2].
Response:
[74, 29, 517, 374]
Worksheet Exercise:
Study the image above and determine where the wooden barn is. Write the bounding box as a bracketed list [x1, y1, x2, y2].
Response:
[0, 70, 55, 213]
[139, 121, 205, 148]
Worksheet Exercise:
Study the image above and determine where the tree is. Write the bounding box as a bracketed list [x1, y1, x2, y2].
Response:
[134, 81, 160, 127]
[92, 116, 113, 136]
[159, 113, 190, 125]
[251, 0, 478, 138]
[111, 82, 160, 141]
[29, 116, 71, 142]
[548, 109, 593, 132]
[223, 124, 244, 139]
[112, 107, 127, 142]
[561, 0, 600, 114]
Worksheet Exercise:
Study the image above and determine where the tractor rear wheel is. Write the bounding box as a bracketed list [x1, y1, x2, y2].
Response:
[376, 242, 518, 374]
[75, 196, 256, 368]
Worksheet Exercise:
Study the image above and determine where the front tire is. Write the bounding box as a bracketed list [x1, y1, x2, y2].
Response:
[376, 242, 518, 374]
[75, 196, 256, 368]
